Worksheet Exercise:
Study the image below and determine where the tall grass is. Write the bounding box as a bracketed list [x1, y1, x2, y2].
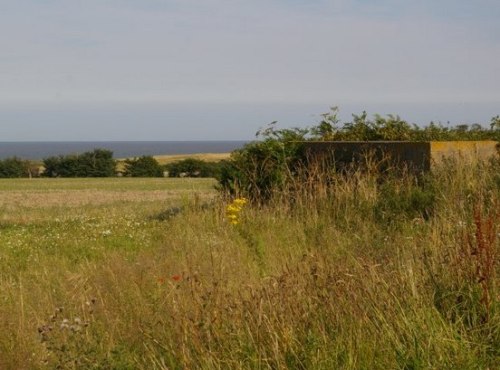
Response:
[0, 158, 498, 369]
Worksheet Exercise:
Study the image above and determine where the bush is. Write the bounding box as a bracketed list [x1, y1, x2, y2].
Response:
[217, 108, 499, 202]
[43, 149, 116, 177]
[166, 158, 222, 178]
[218, 124, 309, 200]
[0, 157, 31, 178]
[123, 156, 164, 177]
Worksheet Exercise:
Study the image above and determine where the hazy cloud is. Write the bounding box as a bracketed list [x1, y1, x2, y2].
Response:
[0, 0, 498, 139]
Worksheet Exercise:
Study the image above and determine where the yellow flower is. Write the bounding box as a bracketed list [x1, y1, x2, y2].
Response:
[226, 197, 248, 225]
[233, 198, 248, 206]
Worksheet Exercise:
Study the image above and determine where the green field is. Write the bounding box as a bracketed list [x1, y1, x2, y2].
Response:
[0, 162, 499, 369]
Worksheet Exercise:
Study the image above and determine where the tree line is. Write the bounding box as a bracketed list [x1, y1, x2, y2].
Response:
[1, 109, 498, 179]
[0, 149, 224, 178]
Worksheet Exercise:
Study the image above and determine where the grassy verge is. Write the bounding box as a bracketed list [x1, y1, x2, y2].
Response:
[0, 159, 499, 369]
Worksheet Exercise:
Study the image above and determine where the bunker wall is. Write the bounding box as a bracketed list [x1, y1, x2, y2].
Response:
[430, 141, 498, 164]
[302, 141, 498, 172]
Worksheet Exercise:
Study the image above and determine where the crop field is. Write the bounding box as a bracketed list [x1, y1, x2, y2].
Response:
[151, 153, 231, 165]
[113, 152, 231, 172]
[0, 159, 499, 369]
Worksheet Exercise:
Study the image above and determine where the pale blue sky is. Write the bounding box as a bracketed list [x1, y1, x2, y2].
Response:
[0, 0, 499, 140]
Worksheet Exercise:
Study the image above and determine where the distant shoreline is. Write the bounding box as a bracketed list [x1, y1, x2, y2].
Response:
[0, 141, 247, 160]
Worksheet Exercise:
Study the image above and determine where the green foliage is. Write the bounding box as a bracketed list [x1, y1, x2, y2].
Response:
[123, 156, 163, 177]
[374, 177, 437, 224]
[310, 107, 340, 140]
[165, 158, 222, 178]
[218, 107, 499, 201]
[316, 107, 500, 142]
[216, 160, 243, 195]
[490, 115, 500, 131]
[43, 149, 116, 177]
[0, 157, 31, 178]
[219, 123, 308, 200]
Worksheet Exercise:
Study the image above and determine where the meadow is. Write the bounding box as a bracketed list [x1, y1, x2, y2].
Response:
[0, 157, 499, 369]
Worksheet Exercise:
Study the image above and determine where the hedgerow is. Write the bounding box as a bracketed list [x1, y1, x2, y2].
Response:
[218, 107, 499, 201]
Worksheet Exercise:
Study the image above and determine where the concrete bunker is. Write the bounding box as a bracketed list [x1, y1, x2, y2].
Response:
[301, 141, 498, 173]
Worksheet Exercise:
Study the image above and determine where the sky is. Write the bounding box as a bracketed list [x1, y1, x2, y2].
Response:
[0, 0, 499, 141]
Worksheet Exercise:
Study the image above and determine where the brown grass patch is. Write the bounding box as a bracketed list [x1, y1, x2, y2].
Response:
[0, 189, 214, 209]
[152, 152, 230, 165]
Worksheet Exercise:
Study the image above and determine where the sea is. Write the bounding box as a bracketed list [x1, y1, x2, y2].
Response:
[0, 141, 249, 160]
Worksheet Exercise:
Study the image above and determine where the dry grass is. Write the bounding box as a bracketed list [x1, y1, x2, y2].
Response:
[0, 189, 214, 209]
[0, 159, 499, 369]
[115, 152, 230, 170]
[152, 152, 230, 165]
[114, 152, 229, 172]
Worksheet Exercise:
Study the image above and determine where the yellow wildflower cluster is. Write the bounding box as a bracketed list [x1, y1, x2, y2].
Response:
[226, 198, 248, 225]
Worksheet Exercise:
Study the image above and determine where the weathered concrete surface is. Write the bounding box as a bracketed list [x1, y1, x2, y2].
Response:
[302, 141, 498, 172]
[430, 141, 498, 164]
